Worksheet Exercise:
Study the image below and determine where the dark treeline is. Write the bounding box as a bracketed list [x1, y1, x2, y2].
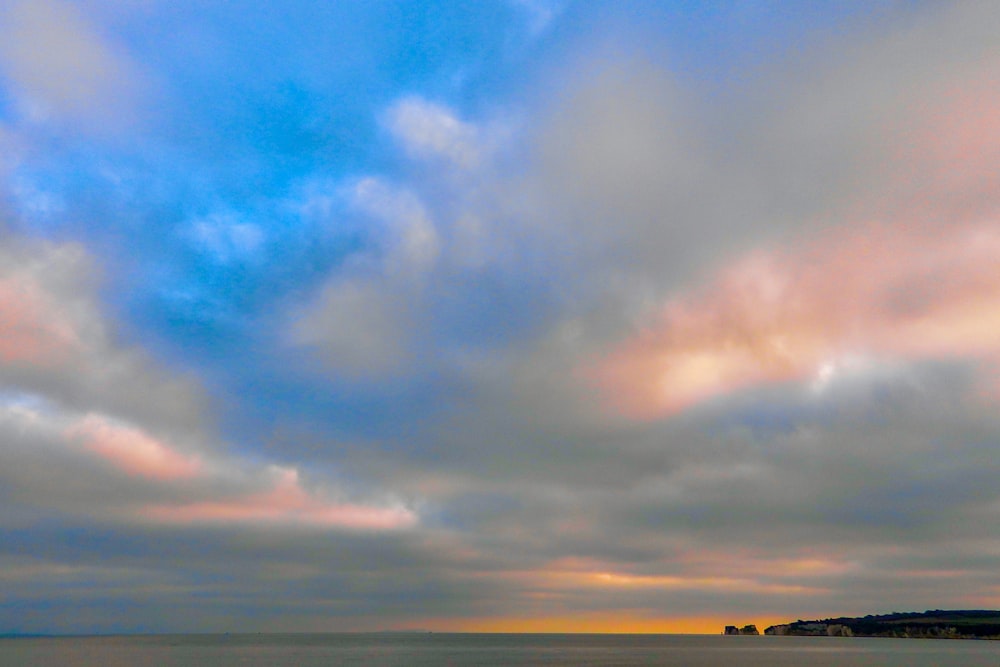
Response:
[764, 610, 1000, 639]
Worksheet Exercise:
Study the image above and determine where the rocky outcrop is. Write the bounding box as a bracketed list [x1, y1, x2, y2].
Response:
[763, 610, 1000, 639]
[826, 624, 853, 637]
[723, 624, 759, 635]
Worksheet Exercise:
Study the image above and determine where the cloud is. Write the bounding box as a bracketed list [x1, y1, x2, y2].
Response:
[67, 413, 203, 481]
[0, 0, 144, 131]
[183, 212, 266, 265]
[4, 0, 1000, 634]
[593, 220, 1000, 419]
[0, 264, 80, 367]
[0, 233, 418, 534]
[0, 386, 418, 533]
[516, 2, 1000, 310]
[290, 277, 413, 378]
[352, 177, 441, 275]
[276, 1, 1000, 628]
[0, 395, 417, 532]
[288, 178, 441, 378]
[528, 56, 711, 286]
[0, 237, 206, 434]
[385, 97, 490, 170]
[509, 0, 566, 35]
[141, 465, 417, 530]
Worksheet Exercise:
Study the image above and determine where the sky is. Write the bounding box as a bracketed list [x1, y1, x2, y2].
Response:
[0, 0, 999, 635]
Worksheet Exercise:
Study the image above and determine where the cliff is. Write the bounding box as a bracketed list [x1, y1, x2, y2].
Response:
[762, 610, 1000, 639]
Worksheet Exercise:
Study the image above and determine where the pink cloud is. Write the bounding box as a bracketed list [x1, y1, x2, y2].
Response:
[884, 60, 1000, 222]
[0, 277, 78, 367]
[142, 467, 417, 531]
[593, 59, 1000, 420]
[595, 219, 1000, 419]
[67, 413, 202, 480]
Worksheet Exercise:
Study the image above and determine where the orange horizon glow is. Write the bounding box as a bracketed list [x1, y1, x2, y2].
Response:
[415, 614, 790, 635]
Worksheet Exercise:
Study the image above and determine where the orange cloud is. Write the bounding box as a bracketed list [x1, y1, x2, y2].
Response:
[486, 556, 825, 598]
[142, 466, 417, 531]
[67, 413, 202, 480]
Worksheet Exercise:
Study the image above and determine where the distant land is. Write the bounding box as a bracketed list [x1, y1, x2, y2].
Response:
[728, 610, 1000, 639]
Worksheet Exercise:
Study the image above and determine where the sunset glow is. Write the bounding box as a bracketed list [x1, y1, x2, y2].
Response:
[444, 614, 790, 636]
[69, 413, 202, 480]
[596, 220, 1000, 419]
[142, 466, 417, 530]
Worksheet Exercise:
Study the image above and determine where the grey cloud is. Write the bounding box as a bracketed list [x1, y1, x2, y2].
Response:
[306, 351, 1000, 622]
[290, 278, 415, 379]
[0, 237, 209, 439]
[288, 178, 446, 379]
[0, 0, 146, 133]
[520, 2, 1000, 309]
[273, 0, 1000, 619]
[0, 231, 419, 544]
[0, 235, 205, 434]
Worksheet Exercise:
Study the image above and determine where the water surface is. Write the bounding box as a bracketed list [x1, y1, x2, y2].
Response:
[2, 633, 999, 666]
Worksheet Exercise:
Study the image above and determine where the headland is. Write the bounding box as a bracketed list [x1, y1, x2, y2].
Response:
[724, 610, 1000, 639]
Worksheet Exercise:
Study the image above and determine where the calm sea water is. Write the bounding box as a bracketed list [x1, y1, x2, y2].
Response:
[2, 633, 999, 666]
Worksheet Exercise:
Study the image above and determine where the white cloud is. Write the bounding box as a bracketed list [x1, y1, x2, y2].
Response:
[351, 177, 440, 275]
[185, 212, 265, 265]
[509, 0, 566, 35]
[385, 97, 492, 170]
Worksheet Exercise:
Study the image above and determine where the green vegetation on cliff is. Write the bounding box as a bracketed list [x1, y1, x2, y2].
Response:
[763, 610, 1000, 639]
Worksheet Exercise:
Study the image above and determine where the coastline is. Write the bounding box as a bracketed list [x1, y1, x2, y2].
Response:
[724, 610, 1000, 640]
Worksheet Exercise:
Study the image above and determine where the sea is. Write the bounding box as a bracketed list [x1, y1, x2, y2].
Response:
[2, 633, 999, 666]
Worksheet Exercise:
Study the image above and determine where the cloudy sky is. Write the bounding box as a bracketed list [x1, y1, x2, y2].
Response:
[1, 0, 999, 634]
